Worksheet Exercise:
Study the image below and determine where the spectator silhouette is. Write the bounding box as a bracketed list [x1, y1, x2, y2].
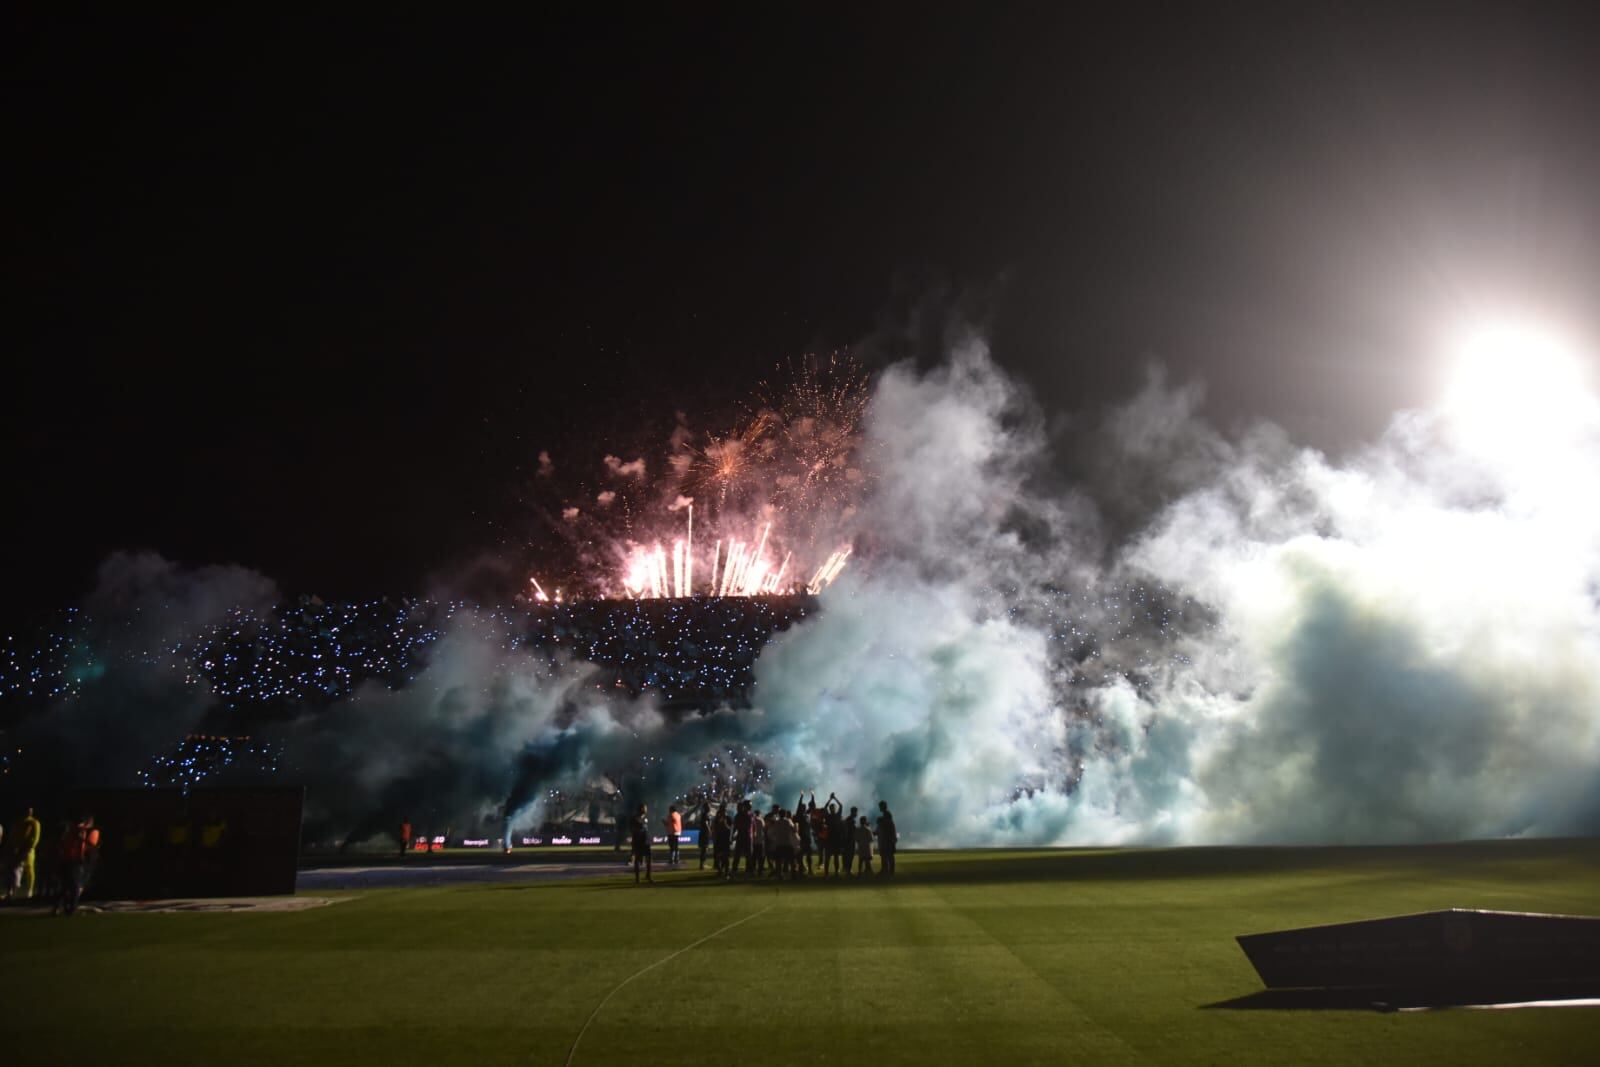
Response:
[842, 806, 860, 875]
[629, 804, 653, 884]
[876, 801, 897, 876]
[712, 808, 731, 875]
[823, 794, 844, 877]
[730, 801, 752, 878]
[796, 794, 815, 875]
[854, 815, 873, 878]
[663, 805, 682, 867]
[696, 801, 712, 869]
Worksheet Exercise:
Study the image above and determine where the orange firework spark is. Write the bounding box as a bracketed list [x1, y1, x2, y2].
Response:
[684, 410, 775, 505]
[755, 352, 872, 513]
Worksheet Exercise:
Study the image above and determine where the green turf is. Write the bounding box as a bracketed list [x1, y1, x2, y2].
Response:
[6, 840, 1600, 1064]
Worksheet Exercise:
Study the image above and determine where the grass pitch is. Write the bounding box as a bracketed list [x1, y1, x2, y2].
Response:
[6, 840, 1600, 1064]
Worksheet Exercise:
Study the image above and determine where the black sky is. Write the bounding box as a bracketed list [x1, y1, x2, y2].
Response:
[9, 4, 1600, 617]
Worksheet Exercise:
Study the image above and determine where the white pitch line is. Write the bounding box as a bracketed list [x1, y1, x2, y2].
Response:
[563, 895, 776, 1065]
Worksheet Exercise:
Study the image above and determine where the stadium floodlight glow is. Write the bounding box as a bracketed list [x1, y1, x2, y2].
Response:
[1439, 315, 1596, 467]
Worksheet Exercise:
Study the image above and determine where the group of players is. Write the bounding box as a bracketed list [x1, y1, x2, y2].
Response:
[628, 792, 897, 884]
[1, 806, 99, 915]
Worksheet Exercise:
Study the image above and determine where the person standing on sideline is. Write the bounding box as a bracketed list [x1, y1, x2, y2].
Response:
[712, 809, 732, 876]
[751, 805, 768, 877]
[10, 807, 41, 901]
[771, 809, 796, 879]
[663, 805, 683, 867]
[55, 816, 96, 916]
[730, 801, 752, 878]
[841, 806, 860, 876]
[854, 815, 874, 878]
[83, 816, 100, 892]
[875, 801, 897, 876]
[796, 797, 815, 876]
[696, 801, 712, 869]
[399, 817, 413, 858]
[630, 804, 653, 884]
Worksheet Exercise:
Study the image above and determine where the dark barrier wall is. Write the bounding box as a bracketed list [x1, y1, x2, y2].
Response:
[77, 787, 304, 898]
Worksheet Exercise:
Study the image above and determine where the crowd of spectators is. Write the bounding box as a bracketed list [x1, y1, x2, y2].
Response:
[2, 593, 814, 725]
[138, 735, 281, 790]
[1, 594, 817, 797]
[191, 597, 440, 710]
[0, 607, 91, 704]
[3, 580, 1203, 809]
[3, 581, 1196, 729]
[521, 595, 814, 704]
[183, 593, 815, 713]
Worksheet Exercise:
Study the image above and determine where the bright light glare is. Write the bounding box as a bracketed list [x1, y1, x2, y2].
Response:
[1440, 318, 1596, 465]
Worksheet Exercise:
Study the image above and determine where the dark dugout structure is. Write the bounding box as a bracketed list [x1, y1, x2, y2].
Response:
[77, 786, 303, 898]
[1225, 909, 1600, 1010]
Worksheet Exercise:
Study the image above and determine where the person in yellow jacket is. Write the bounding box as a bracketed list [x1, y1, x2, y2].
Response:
[9, 807, 41, 900]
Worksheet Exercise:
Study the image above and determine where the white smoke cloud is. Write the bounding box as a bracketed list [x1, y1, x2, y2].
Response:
[24, 329, 1600, 851]
[387, 330, 1600, 848]
[604, 454, 647, 480]
[15, 552, 279, 790]
[726, 330, 1600, 845]
[714, 336, 1085, 842]
[748, 566, 1064, 843]
[1118, 393, 1600, 843]
[276, 610, 660, 845]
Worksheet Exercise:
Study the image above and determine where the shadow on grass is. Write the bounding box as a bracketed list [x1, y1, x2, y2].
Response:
[839, 838, 1599, 887]
[479, 870, 902, 892]
[1204, 982, 1600, 1012]
[470, 837, 1600, 893]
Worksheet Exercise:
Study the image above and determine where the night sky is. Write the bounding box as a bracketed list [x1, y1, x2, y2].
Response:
[9, 5, 1600, 619]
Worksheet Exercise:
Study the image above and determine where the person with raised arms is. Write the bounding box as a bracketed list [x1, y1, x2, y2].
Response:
[795, 794, 815, 876]
[823, 794, 844, 878]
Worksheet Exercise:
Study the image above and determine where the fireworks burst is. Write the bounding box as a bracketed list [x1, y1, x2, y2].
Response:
[682, 412, 774, 506]
[754, 352, 872, 515]
[527, 354, 871, 601]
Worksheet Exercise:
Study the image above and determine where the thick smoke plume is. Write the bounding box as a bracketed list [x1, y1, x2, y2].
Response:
[8, 553, 278, 794]
[11, 331, 1600, 847]
[496, 329, 1600, 846]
